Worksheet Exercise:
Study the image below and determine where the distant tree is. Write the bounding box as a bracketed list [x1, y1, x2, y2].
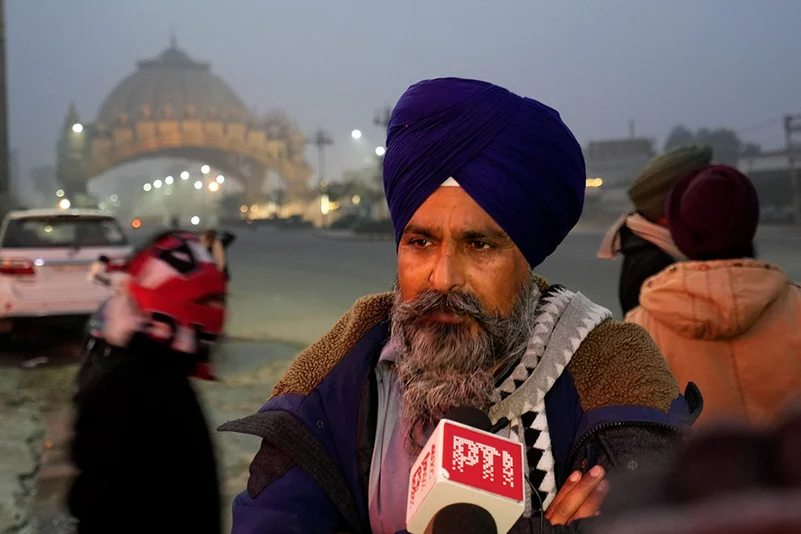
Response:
[273, 188, 286, 208]
[698, 128, 742, 165]
[664, 125, 760, 166]
[741, 142, 762, 157]
[664, 125, 695, 153]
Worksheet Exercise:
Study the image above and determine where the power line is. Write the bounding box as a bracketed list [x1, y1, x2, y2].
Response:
[736, 116, 784, 135]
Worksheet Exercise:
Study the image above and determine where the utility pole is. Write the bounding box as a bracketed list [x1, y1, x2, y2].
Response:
[307, 129, 333, 227]
[0, 0, 10, 202]
[370, 106, 392, 220]
[784, 114, 801, 226]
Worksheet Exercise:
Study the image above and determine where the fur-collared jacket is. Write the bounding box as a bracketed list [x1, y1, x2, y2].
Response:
[221, 279, 701, 534]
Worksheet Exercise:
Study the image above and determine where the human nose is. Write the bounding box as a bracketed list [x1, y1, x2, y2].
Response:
[428, 247, 466, 293]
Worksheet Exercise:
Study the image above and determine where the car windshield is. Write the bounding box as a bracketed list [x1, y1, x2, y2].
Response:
[1, 216, 129, 248]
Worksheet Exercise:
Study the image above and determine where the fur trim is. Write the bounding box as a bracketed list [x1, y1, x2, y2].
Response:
[567, 320, 679, 413]
[269, 292, 394, 399]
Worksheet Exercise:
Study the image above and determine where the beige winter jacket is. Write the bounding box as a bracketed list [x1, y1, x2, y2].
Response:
[627, 259, 801, 426]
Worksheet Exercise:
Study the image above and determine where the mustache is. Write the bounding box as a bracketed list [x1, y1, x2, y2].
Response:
[392, 289, 499, 326]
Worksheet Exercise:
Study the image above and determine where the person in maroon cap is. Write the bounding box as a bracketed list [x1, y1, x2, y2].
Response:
[627, 164, 801, 427]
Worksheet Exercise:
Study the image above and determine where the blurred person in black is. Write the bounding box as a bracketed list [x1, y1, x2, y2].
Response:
[595, 406, 801, 534]
[68, 231, 227, 534]
[597, 145, 713, 315]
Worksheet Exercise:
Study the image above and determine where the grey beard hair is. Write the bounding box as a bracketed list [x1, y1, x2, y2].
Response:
[390, 274, 539, 452]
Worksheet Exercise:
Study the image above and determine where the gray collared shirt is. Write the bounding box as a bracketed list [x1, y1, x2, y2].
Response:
[367, 340, 417, 534]
[367, 341, 513, 532]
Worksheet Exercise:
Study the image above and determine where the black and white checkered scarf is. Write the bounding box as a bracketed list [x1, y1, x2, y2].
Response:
[489, 285, 612, 516]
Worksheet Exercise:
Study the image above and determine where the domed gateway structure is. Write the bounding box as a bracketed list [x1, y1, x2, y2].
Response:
[57, 38, 313, 204]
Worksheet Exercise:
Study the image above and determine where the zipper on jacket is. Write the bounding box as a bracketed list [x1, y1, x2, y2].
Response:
[565, 420, 680, 477]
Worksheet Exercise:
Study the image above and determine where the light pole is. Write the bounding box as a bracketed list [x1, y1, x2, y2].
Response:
[784, 114, 801, 226]
[370, 106, 392, 220]
[0, 0, 10, 202]
[200, 165, 210, 226]
[307, 129, 334, 227]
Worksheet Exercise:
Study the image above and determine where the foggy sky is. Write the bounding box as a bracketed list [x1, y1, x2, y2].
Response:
[7, 0, 801, 199]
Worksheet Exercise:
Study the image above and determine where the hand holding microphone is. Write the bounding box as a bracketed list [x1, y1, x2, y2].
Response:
[406, 406, 609, 533]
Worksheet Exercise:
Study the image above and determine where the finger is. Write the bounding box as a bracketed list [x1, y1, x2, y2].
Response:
[546, 465, 606, 525]
[567, 479, 610, 524]
[545, 471, 582, 513]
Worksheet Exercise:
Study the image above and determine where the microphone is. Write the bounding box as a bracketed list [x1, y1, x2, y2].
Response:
[405, 406, 525, 534]
[432, 503, 497, 533]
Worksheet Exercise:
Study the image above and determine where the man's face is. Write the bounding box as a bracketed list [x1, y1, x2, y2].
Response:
[392, 187, 536, 450]
[397, 186, 530, 318]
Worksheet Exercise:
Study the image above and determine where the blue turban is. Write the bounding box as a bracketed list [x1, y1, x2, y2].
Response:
[383, 77, 586, 268]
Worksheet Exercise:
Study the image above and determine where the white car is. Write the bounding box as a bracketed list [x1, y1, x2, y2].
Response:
[0, 209, 133, 331]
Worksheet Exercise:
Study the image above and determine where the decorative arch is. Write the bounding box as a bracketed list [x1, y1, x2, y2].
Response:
[56, 41, 313, 204]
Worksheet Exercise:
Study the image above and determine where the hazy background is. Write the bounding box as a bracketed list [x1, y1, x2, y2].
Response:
[7, 0, 801, 203]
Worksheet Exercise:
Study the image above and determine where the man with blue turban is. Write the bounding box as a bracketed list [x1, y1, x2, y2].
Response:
[222, 78, 701, 533]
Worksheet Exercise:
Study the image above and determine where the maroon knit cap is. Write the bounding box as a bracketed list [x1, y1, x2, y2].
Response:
[667, 165, 760, 261]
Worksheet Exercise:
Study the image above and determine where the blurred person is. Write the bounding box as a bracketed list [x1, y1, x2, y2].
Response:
[68, 231, 227, 534]
[593, 406, 801, 534]
[200, 228, 236, 280]
[598, 145, 713, 314]
[221, 78, 700, 534]
[627, 165, 801, 426]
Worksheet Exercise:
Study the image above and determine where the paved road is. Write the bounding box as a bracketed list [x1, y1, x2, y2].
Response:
[224, 225, 801, 346]
[13, 223, 801, 532]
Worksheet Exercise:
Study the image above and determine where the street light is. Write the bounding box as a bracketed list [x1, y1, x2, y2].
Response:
[208, 182, 220, 192]
[375, 146, 386, 156]
[165, 176, 174, 185]
[180, 171, 189, 180]
[191, 216, 200, 226]
[72, 123, 83, 133]
[215, 174, 225, 184]
[143, 183, 152, 192]
[153, 179, 163, 189]
[56, 189, 65, 198]
[200, 165, 210, 175]
[59, 198, 71, 210]
[194, 180, 203, 190]
[351, 129, 362, 140]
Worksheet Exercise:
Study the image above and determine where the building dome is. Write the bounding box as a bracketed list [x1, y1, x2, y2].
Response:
[95, 38, 248, 126]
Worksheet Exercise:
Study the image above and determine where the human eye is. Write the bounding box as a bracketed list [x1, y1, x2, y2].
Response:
[468, 240, 492, 250]
[408, 237, 431, 248]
